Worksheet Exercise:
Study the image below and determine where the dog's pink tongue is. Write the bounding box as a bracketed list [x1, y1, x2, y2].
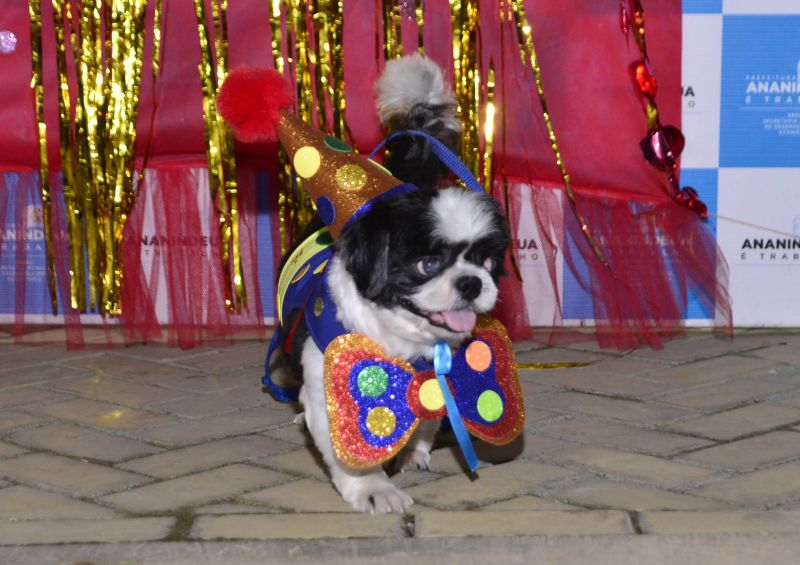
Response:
[440, 310, 477, 333]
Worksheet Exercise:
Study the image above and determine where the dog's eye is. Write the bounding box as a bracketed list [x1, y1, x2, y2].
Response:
[483, 257, 497, 271]
[416, 257, 442, 276]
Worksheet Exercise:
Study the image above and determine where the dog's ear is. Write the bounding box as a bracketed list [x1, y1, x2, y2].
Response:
[337, 222, 390, 300]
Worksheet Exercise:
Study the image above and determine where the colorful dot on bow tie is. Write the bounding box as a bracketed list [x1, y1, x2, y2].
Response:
[357, 365, 389, 397]
[466, 341, 492, 372]
[366, 407, 396, 437]
[477, 390, 503, 422]
[419, 379, 445, 411]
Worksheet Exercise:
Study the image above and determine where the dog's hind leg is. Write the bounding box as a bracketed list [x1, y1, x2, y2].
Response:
[299, 340, 414, 515]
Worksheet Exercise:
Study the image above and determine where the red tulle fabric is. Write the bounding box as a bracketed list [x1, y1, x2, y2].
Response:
[0, 0, 731, 350]
[483, 1, 731, 348]
[119, 167, 265, 348]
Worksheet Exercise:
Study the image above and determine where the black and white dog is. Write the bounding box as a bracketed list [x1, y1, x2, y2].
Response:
[271, 55, 511, 514]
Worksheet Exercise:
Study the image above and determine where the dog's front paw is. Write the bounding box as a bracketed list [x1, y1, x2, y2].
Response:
[394, 448, 432, 473]
[339, 474, 414, 514]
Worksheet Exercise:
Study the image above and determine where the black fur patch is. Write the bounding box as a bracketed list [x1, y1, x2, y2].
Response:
[385, 103, 459, 190]
[336, 189, 510, 309]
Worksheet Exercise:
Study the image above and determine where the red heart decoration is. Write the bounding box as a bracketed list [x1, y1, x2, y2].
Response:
[640, 125, 685, 172]
[675, 187, 709, 220]
[631, 61, 657, 98]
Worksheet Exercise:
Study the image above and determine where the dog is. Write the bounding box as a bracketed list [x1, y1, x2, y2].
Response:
[269, 55, 511, 514]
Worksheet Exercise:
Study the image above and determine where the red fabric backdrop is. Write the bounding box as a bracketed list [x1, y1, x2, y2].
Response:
[0, 1, 730, 348]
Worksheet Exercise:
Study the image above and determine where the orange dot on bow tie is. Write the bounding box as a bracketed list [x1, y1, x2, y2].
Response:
[466, 341, 492, 372]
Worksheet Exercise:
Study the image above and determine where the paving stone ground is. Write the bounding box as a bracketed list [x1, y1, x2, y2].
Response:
[1, 327, 800, 562]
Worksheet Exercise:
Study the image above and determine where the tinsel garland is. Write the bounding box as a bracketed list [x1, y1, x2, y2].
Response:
[193, 0, 246, 310]
[27, 0, 518, 316]
[622, 0, 706, 219]
[509, 0, 610, 268]
[17, 0, 726, 350]
[452, 0, 481, 186]
[33, 0, 148, 316]
[27, 0, 57, 314]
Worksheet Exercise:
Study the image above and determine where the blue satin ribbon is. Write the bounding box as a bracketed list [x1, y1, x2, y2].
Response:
[369, 130, 484, 194]
[433, 341, 479, 473]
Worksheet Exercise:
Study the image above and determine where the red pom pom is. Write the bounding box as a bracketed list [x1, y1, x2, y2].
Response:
[217, 66, 293, 142]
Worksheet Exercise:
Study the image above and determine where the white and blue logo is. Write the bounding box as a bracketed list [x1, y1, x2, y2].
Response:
[720, 16, 800, 167]
[0, 173, 53, 316]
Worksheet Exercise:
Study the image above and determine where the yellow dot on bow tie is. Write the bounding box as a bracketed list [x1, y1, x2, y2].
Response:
[466, 341, 492, 372]
[419, 379, 445, 411]
[366, 407, 396, 437]
[314, 297, 325, 317]
[294, 146, 321, 178]
[477, 390, 503, 423]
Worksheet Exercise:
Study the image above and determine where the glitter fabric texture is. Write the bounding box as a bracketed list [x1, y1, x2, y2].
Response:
[449, 337, 506, 426]
[323, 317, 525, 468]
[349, 358, 418, 448]
[459, 316, 525, 444]
[324, 335, 420, 468]
[275, 114, 399, 238]
[336, 164, 368, 191]
[357, 365, 389, 397]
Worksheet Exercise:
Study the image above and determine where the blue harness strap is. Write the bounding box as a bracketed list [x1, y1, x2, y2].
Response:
[262, 237, 337, 404]
[262, 330, 300, 403]
[368, 130, 485, 194]
[303, 272, 347, 354]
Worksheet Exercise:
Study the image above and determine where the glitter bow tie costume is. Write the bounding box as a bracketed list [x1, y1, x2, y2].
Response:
[326, 317, 522, 469]
[217, 67, 525, 470]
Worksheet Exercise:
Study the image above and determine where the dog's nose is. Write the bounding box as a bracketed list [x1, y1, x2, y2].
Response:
[455, 275, 482, 301]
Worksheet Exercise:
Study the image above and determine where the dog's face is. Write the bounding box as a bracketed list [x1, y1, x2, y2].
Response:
[336, 187, 510, 338]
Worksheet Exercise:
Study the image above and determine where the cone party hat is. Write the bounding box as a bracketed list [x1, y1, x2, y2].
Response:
[218, 66, 407, 238]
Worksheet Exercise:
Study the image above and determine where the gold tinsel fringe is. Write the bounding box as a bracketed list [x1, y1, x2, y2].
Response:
[194, 0, 246, 311]
[28, 1, 610, 318]
[28, 0, 57, 315]
[44, 0, 148, 315]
